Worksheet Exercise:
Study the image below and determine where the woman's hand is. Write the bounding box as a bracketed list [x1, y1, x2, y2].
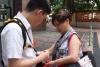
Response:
[45, 61, 56, 67]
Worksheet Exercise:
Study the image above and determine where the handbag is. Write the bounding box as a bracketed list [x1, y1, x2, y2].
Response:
[78, 55, 93, 67]
[58, 62, 81, 67]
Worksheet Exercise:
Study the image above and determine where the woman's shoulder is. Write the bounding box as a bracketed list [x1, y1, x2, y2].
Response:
[70, 34, 81, 45]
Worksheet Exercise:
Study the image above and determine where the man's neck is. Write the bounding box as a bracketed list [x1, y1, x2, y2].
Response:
[22, 11, 30, 23]
[21, 11, 35, 27]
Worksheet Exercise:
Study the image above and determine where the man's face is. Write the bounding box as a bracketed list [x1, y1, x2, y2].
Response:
[30, 10, 47, 27]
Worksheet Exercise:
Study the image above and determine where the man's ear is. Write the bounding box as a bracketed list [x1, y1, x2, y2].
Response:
[65, 19, 69, 22]
[65, 19, 70, 24]
[35, 10, 44, 16]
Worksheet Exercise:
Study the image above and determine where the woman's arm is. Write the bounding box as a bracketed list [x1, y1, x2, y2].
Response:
[46, 34, 81, 66]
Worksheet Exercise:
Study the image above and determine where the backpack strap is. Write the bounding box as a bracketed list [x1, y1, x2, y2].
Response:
[13, 18, 27, 49]
[14, 18, 38, 53]
[4, 18, 27, 49]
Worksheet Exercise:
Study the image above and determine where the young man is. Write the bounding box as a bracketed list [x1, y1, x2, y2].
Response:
[1, 0, 51, 67]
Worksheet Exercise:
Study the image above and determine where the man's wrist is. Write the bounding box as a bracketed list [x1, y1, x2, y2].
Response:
[34, 54, 44, 64]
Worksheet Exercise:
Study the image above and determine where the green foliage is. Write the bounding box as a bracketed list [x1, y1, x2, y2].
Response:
[50, 0, 100, 12]
[50, 0, 64, 13]
[94, 0, 100, 9]
[74, 0, 99, 11]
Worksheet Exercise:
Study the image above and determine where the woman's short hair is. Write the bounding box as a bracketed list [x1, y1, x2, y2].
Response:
[52, 9, 72, 25]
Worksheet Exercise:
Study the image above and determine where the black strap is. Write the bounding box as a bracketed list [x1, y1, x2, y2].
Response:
[14, 18, 33, 44]
[13, 18, 27, 49]
[4, 18, 27, 49]
[1, 60, 5, 67]
[14, 18, 38, 54]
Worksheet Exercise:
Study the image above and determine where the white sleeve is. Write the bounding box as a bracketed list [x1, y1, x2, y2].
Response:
[2, 23, 24, 59]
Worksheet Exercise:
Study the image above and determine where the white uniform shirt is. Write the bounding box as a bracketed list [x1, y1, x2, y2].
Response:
[1, 12, 36, 67]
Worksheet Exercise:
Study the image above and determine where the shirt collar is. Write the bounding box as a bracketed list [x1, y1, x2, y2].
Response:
[14, 12, 31, 30]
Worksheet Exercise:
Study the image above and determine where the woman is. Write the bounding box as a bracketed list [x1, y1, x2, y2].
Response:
[45, 9, 83, 67]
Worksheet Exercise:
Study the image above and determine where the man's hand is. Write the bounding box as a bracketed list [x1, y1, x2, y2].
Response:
[37, 50, 50, 61]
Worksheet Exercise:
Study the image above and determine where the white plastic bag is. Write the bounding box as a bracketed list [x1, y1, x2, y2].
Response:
[78, 55, 93, 67]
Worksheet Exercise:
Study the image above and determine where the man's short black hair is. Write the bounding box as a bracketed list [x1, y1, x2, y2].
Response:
[26, 0, 51, 14]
